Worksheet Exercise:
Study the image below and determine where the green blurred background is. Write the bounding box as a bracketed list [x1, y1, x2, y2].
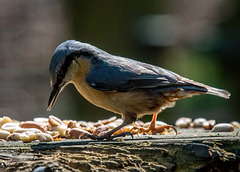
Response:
[0, 0, 239, 124]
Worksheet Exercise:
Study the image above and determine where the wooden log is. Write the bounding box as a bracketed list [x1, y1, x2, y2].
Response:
[0, 128, 239, 171]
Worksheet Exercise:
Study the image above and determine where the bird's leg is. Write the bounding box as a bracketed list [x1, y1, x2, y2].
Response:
[149, 113, 158, 131]
[149, 113, 177, 135]
[81, 117, 135, 140]
[134, 113, 177, 135]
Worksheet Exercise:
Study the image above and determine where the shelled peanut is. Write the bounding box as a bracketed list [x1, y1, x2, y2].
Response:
[0, 115, 157, 143]
[0, 115, 238, 143]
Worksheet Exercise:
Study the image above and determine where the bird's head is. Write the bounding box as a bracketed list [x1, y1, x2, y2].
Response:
[47, 40, 100, 111]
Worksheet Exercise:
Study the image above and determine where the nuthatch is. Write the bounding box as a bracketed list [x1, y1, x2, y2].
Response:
[47, 40, 230, 140]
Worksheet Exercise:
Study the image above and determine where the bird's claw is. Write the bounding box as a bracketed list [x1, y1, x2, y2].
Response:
[111, 132, 133, 139]
[80, 133, 104, 140]
[80, 132, 133, 140]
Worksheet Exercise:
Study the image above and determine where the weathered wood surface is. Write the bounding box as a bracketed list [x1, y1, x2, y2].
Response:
[0, 128, 240, 172]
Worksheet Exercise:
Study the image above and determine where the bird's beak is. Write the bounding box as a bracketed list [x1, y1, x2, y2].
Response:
[47, 87, 61, 111]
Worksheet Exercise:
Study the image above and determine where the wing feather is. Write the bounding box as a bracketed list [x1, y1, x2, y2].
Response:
[85, 55, 230, 99]
[86, 55, 188, 92]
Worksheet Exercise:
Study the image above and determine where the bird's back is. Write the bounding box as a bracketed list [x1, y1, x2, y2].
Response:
[86, 52, 230, 100]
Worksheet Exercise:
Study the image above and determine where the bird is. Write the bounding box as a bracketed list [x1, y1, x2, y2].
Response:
[47, 40, 230, 140]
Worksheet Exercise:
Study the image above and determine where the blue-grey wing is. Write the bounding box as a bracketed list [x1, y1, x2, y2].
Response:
[85, 56, 190, 92]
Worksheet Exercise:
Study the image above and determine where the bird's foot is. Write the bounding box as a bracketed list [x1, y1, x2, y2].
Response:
[150, 125, 178, 135]
[132, 125, 177, 135]
[80, 132, 133, 140]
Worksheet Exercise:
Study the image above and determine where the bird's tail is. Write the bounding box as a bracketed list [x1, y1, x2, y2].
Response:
[205, 85, 230, 99]
[181, 78, 231, 99]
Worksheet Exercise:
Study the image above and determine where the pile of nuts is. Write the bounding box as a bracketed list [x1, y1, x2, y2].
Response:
[0, 115, 238, 143]
[175, 117, 239, 132]
[0, 115, 168, 143]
